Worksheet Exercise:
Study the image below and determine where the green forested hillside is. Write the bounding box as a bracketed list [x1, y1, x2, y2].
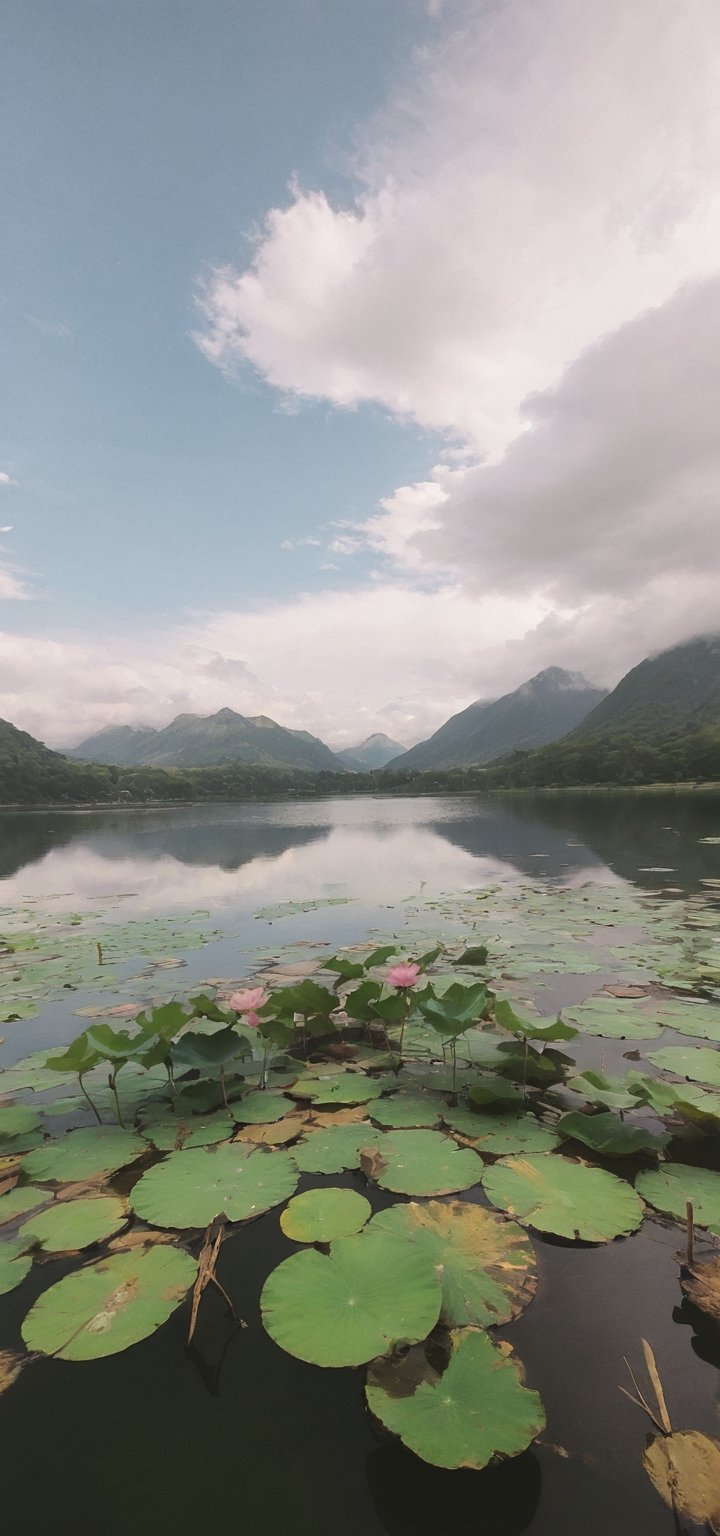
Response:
[573, 635, 720, 738]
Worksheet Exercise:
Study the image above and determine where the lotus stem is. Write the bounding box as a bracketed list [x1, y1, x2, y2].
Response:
[686, 1201, 694, 1266]
[220, 1066, 229, 1110]
[109, 1069, 125, 1127]
[78, 1071, 102, 1124]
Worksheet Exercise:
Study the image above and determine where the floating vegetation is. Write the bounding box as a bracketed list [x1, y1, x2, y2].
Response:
[1, 871, 720, 1484]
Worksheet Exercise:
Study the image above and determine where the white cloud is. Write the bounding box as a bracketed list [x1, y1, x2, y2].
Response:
[0, 472, 17, 488]
[195, 0, 720, 459]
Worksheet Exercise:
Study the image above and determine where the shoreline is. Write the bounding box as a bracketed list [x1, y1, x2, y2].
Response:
[2, 780, 720, 812]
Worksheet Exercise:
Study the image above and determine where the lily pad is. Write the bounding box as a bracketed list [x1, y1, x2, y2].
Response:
[0, 1239, 32, 1295]
[643, 1430, 720, 1529]
[370, 1200, 537, 1326]
[482, 1154, 644, 1241]
[635, 1164, 720, 1235]
[21, 1245, 197, 1359]
[646, 1045, 720, 1088]
[289, 1074, 382, 1108]
[565, 1070, 638, 1111]
[21, 1127, 147, 1184]
[370, 1093, 442, 1129]
[291, 1124, 381, 1175]
[556, 1111, 668, 1159]
[130, 1143, 298, 1229]
[139, 1110, 235, 1151]
[563, 1002, 661, 1040]
[260, 1225, 441, 1366]
[18, 1195, 127, 1252]
[280, 1188, 371, 1243]
[0, 1185, 51, 1226]
[0, 1105, 42, 1140]
[680, 1255, 720, 1320]
[368, 1130, 482, 1197]
[231, 1091, 292, 1125]
[443, 1107, 559, 1156]
[366, 1328, 545, 1470]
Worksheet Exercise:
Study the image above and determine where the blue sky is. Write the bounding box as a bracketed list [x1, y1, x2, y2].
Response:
[2, 1, 720, 748]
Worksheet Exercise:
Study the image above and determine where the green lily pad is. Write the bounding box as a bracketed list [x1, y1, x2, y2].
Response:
[260, 1225, 441, 1366]
[556, 1110, 668, 1159]
[139, 1110, 235, 1151]
[468, 1077, 525, 1110]
[130, 1143, 298, 1229]
[289, 1074, 382, 1108]
[370, 1093, 442, 1129]
[563, 1002, 662, 1039]
[18, 1195, 127, 1252]
[646, 1046, 720, 1088]
[231, 1091, 291, 1125]
[366, 1328, 545, 1470]
[280, 1188, 371, 1243]
[291, 1124, 382, 1175]
[0, 1105, 42, 1139]
[482, 1154, 644, 1241]
[0, 1051, 76, 1094]
[368, 1130, 482, 1197]
[21, 1245, 197, 1359]
[0, 1238, 33, 1294]
[566, 1070, 638, 1111]
[369, 1199, 537, 1326]
[21, 1127, 147, 1184]
[443, 1108, 559, 1156]
[636, 1164, 720, 1236]
[0, 1185, 51, 1226]
[652, 1001, 720, 1040]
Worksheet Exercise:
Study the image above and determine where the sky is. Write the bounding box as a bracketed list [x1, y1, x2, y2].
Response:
[2, 0, 720, 751]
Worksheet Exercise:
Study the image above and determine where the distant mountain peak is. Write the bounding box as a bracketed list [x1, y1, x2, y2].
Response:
[334, 732, 405, 770]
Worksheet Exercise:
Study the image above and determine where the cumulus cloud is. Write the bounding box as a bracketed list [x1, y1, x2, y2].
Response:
[0, 472, 17, 488]
[195, 0, 720, 458]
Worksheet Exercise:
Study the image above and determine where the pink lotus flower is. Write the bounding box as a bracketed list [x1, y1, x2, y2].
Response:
[386, 961, 420, 989]
[229, 986, 269, 1014]
[246, 1010, 260, 1029]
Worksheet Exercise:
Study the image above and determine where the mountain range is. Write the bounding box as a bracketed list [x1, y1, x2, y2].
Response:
[388, 667, 608, 770]
[67, 708, 341, 773]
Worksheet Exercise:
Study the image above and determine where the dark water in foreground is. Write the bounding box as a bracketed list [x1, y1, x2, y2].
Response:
[1, 792, 719, 1536]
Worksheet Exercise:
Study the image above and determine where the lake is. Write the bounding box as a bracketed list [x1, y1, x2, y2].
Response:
[1, 791, 719, 1535]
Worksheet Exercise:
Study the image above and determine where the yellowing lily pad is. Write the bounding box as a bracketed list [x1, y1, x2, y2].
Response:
[21, 1245, 197, 1359]
[643, 1430, 720, 1528]
[369, 1200, 537, 1326]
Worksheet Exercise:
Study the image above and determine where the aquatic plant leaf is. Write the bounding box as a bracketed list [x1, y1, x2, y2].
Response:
[139, 1110, 235, 1151]
[292, 1124, 382, 1174]
[646, 1045, 720, 1088]
[280, 1187, 371, 1243]
[636, 1164, 720, 1235]
[21, 1126, 147, 1184]
[230, 1091, 291, 1124]
[321, 955, 366, 984]
[482, 1154, 643, 1241]
[0, 1185, 51, 1225]
[370, 1093, 442, 1129]
[366, 1328, 545, 1470]
[468, 1077, 525, 1109]
[566, 1070, 638, 1111]
[495, 1000, 578, 1042]
[234, 1117, 306, 1146]
[370, 1129, 482, 1197]
[260, 1226, 441, 1366]
[651, 1000, 720, 1040]
[0, 1105, 42, 1139]
[289, 1074, 382, 1107]
[418, 982, 489, 1038]
[0, 1051, 76, 1093]
[171, 1026, 251, 1071]
[453, 946, 489, 967]
[370, 1200, 537, 1327]
[627, 1073, 720, 1125]
[0, 1239, 32, 1295]
[681, 1255, 720, 1320]
[563, 1001, 662, 1039]
[21, 1245, 197, 1360]
[18, 1195, 127, 1252]
[643, 1430, 720, 1528]
[556, 1110, 668, 1159]
[130, 1143, 298, 1228]
[443, 1108, 559, 1156]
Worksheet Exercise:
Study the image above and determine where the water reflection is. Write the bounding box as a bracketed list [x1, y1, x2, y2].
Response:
[0, 790, 718, 914]
[366, 1444, 541, 1535]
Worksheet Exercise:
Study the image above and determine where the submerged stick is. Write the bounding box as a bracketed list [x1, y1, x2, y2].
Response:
[686, 1201, 694, 1267]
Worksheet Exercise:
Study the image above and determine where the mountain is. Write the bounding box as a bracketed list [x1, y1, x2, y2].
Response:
[0, 717, 116, 804]
[387, 668, 608, 770]
[571, 634, 720, 739]
[334, 733, 405, 771]
[68, 707, 341, 772]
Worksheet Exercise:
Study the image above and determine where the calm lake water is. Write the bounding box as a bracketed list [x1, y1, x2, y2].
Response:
[1, 791, 719, 1536]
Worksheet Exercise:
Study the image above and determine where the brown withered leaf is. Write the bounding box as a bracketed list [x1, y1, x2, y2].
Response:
[681, 1255, 720, 1321]
[359, 1146, 388, 1183]
[643, 1430, 720, 1530]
